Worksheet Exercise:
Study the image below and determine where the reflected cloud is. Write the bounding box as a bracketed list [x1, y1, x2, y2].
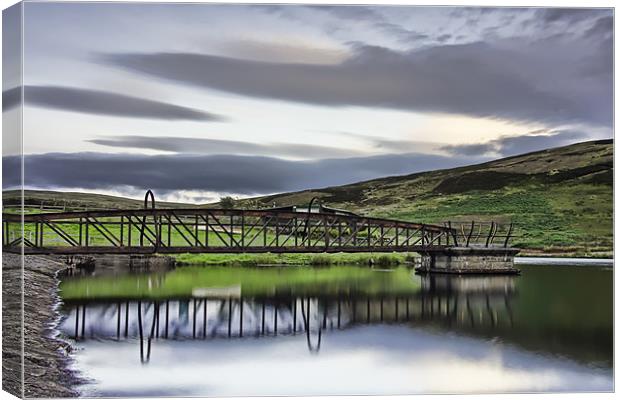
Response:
[70, 325, 612, 396]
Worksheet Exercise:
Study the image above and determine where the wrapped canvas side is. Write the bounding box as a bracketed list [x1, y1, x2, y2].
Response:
[2, 2, 24, 398]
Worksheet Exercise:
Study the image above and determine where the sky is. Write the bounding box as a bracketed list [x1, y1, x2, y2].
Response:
[1, 2, 614, 203]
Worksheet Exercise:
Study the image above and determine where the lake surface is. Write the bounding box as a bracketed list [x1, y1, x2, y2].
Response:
[58, 262, 613, 396]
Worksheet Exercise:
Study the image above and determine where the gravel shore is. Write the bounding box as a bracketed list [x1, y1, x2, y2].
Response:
[2, 254, 84, 398]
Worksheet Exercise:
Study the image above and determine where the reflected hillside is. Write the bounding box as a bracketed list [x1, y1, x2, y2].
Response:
[58, 265, 611, 369]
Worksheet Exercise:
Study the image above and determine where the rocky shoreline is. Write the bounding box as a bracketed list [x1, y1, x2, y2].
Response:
[2, 253, 176, 398]
[2, 254, 84, 398]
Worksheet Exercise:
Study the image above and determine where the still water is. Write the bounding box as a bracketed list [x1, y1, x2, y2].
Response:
[58, 262, 613, 396]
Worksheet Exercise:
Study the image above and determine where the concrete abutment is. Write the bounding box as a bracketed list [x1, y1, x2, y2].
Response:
[416, 247, 520, 274]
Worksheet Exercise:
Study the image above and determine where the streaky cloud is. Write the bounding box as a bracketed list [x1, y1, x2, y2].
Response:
[100, 32, 612, 127]
[2, 85, 228, 122]
[88, 135, 363, 159]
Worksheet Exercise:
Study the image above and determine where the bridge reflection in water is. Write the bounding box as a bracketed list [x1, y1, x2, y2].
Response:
[59, 273, 516, 363]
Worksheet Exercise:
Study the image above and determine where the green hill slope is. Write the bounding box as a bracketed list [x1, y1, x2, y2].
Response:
[241, 140, 613, 257]
[2, 189, 192, 211]
[3, 140, 612, 257]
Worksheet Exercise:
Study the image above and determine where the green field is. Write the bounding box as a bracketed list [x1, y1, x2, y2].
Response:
[242, 140, 613, 257]
[11, 219, 270, 248]
[59, 265, 421, 301]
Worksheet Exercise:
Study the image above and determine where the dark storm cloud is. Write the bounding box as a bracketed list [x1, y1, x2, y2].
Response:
[1, 85, 227, 121]
[88, 135, 361, 158]
[5, 152, 486, 194]
[101, 33, 612, 127]
[441, 130, 590, 157]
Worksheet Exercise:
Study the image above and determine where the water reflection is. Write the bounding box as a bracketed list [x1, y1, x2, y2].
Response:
[58, 264, 613, 395]
[65, 298, 330, 361]
[61, 273, 520, 362]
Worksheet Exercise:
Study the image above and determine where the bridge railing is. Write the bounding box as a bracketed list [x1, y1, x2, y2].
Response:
[3, 208, 458, 254]
[446, 221, 515, 248]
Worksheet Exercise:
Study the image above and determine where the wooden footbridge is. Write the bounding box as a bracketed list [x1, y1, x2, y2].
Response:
[2, 192, 515, 256]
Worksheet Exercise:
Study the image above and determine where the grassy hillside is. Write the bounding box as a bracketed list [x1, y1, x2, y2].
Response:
[3, 140, 612, 256]
[239, 140, 613, 257]
[2, 189, 192, 212]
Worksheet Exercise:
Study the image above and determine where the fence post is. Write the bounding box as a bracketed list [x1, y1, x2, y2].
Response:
[485, 222, 495, 247]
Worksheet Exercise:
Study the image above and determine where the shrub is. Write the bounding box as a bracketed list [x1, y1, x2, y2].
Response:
[219, 196, 235, 209]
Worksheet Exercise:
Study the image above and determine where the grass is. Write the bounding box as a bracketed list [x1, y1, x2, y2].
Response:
[172, 252, 414, 266]
[10, 220, 275, 248]
[59, 265, 421, 301]
[376, 183, 612, 254]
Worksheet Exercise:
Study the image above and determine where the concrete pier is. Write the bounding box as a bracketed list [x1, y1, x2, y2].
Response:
[416, 247, 520, 274]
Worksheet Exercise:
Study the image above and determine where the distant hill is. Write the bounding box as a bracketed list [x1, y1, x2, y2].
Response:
[239, 140, 613, 256]
[3, 140, 612, 256]
[2, 189, 193, 211]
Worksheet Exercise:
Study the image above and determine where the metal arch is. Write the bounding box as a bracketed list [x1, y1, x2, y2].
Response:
[143, 190, 155, 210]
[302, 197, 322, 243]
[140, 190, 159, 253]
[300, 297, 322, 354]
[137, 301, 159, 364]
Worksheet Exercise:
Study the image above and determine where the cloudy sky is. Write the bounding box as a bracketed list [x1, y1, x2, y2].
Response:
[2, 2, 613, 203]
